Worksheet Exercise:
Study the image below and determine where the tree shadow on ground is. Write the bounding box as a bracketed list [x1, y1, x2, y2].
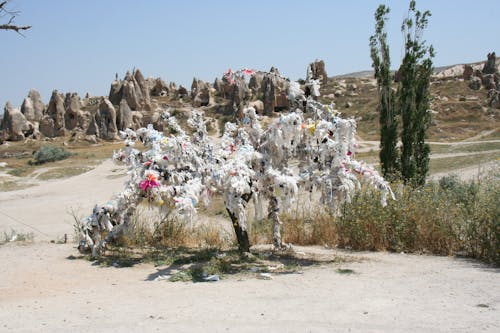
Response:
[68, 245, 363, 282]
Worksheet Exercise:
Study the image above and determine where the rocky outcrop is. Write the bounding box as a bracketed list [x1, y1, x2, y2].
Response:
[191, 78, 212, 107]
[1, 102, 34, 141]
[482, 74, 496, 90]
[229, 77, 250, 116]
[176, 85, 188, 98]
[20, 89, 44, 122]
[150, 78, 170, 97]
[117, 99, 142, 130]
[463, 65, 474, 80]
[308, 60, 328, 85]
[40, 90, 66, 137]
[64, 93, 87, 130]
[95, 98, 118, 140]
[482, 52, 497, 74]
[261, 68, 289, 115]
[488, 89, 500, 109]
[248, 72, 264, 96]
[109, 69, 152, 111]
[469, 76, 482, 90]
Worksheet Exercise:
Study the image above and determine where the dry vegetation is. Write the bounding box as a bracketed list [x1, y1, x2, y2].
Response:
[320, 76, 499, 141]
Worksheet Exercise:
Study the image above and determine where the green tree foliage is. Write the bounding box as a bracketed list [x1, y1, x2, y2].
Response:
[370, 5, 399, 180]
[370, 1, 433, 186]
[399, 0, 434, 186]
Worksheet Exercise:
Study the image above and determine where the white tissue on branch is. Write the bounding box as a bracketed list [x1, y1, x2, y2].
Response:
[78, 69, 394, 256]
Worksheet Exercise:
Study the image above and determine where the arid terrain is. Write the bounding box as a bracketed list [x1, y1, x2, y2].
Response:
[1, 58, 499, 331]
[1, 139, 498, 332]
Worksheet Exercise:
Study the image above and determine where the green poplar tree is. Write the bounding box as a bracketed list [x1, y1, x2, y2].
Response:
[399, 0, 434, 186]
[370, 5, 399, 180]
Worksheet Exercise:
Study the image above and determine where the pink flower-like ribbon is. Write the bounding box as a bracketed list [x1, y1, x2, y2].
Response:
[140, 174, 159, 191]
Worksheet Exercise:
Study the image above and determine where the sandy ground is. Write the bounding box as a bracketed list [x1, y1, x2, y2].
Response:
[0, 160, 127, 241]
[1, 158, 499, 332]
[0, 243, 498, 333]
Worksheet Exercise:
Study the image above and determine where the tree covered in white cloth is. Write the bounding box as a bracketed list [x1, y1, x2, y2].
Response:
[78, 69, 394, 257]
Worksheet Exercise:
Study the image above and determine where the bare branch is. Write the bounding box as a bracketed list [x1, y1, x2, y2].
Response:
[0, 0, 31, 35]
[0, 24, 32, 36]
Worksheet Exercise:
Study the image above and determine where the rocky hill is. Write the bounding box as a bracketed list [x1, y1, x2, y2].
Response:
[1, 54, 498, 144]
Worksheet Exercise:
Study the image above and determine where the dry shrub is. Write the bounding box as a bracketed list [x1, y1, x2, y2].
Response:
[116, 207, 231, 250]
[279, 174, 499, 265]
[281, 212, 337, 246]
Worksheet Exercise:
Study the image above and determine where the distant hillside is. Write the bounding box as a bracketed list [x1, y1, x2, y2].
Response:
[333, 57, 500, 79]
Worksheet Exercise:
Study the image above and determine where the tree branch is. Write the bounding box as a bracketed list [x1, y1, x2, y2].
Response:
[0, 0, 31, 35]
[0, 24, 31, 31]
[0, 24, 31, 36]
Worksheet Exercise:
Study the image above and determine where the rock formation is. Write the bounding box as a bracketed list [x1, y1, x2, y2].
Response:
[150, 78, 170, 97]
[248, 72, 264, 97]
[64, 93, 87, 131]
[191, 78, 212, 107]
[482, 52, 497, 75]
[176, 85, 188, 98]
[109, 69, 152, 111]
[95, 98, 118, 140]
[308, 60, 328, 85]
[40, 90, 66, 137]
[80, 98, 117, 140]
[1, 102, 35, 141]
[20, 90, 44, 122]
[261, 68, 289, 115]
[469, 76, 482, 90]
[463, 65, 474, 80]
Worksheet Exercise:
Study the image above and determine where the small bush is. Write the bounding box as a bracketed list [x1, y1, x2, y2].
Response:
[30, 145, 71, 165]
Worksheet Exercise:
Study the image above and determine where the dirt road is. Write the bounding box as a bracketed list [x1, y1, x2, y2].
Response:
[0, 155, 499, 332]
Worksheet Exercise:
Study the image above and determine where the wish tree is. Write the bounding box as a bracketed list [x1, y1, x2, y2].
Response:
[78, 69, 394, 257]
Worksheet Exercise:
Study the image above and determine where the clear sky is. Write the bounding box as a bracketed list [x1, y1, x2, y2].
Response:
[1, 0, 499, 112]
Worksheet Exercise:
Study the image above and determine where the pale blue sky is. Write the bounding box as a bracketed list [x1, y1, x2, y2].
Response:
[1, 0, 499, 111]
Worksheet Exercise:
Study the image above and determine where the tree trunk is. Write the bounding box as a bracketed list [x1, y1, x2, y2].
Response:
[268, 194, 283, 249]
[226, 192, 252, 253]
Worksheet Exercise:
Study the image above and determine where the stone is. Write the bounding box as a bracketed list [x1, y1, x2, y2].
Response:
[468, 77, 481, 90]
[95, 98, 118, 140]
[248, 100, 264, 114]
[213, 78, 224, 96]
[85, 135, 98, 144]
[20, 89, 44, 122]
[64, 93, 84, 130]
[487, 89, 500, 109]
[482, 74, 496, 90]
[85, 110, 99, 136]
[40, 90, 66, 137]
[308, 60, 328, 85]
[261, 70, 289, 115]
[248, 72, 264, 95]
[26, 90, 44, 122]
[482, 52, 497, 75]
[1, 102, 32, 141]
[133, 69, 152, 110]
[20, 97, 36, 122]
[117, 99, 133, 130]
[150, 78, 169, 97]
[176, 85, 188, 98]
[347, 83, 358, 91]
[463, 65, 473, 80]
[191, 78, 212, 107]
[109, 80, 122, 105]
[109, 69, 153, 111]
[334, 90, 344, 97]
